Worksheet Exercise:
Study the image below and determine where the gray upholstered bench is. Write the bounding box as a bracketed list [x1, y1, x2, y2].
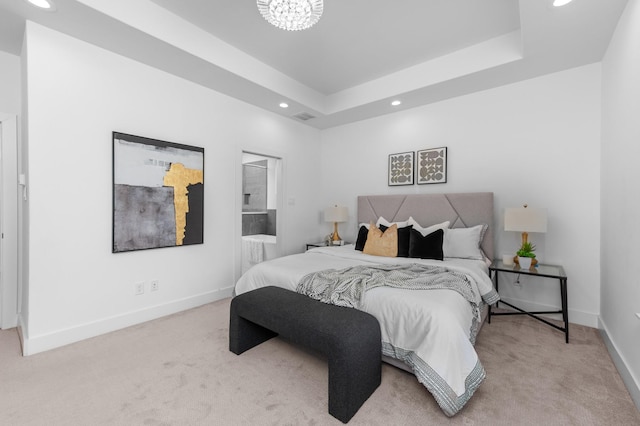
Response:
[229, 286, 382, 423]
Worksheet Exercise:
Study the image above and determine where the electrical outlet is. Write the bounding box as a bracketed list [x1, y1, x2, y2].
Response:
[135, 281, 145, 295]
[150, 280, 159, 292]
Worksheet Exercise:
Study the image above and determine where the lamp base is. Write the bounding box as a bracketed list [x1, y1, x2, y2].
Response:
[332, 222, 341, 242]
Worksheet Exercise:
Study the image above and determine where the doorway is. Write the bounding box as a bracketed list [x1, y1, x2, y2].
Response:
[241, 152, 282, 274]
[0, 112, 19, 329]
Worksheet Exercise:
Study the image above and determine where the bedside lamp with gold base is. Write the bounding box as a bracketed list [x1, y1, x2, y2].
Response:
[505, 204, 547, 267]
[324, 205, 348, 245]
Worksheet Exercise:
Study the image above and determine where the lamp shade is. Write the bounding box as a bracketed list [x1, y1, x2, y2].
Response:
[504, 206, 547, 233]
[324, 206, 348, 223]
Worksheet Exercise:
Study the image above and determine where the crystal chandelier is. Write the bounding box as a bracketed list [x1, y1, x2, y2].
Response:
[257, 0, 323, 31]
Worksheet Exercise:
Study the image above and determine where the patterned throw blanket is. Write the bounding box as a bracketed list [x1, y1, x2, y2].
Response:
[296, 263, 481, 329]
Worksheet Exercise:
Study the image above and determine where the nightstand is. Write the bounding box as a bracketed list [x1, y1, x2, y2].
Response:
[488, 260, 569, 343]
[306, 242, 351, 250]
[306, 242, 327, 250]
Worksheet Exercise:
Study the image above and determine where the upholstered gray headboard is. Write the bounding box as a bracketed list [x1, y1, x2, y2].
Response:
[357, 192, 494, 260]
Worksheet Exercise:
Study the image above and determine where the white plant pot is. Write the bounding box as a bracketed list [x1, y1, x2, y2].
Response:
[518, 256, 532, 269]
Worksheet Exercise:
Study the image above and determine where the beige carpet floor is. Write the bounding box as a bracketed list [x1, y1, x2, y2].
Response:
[1, 298, 639, 425]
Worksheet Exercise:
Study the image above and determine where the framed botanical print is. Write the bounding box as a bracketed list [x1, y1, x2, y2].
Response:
[417, 147, 447, 185]
[388, 151, 414, 186]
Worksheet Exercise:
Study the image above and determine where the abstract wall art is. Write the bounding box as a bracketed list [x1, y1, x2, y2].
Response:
[112, 132, 204, 253]
[417, 147, 447, 185]
[388, 151, 414, 186]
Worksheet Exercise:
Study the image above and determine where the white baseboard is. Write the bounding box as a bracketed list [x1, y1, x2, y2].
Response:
[498, 296, 599, 328]
[599, 319, 640, 412]
[498, 299, 639, 410]
[22, 286, 234, 356]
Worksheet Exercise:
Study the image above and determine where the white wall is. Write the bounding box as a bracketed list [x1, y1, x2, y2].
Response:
[601, 0, 640, 407]
[320, 64, 602, 328]
[22, 22, 321, 354]
[0, 50, 21, 114]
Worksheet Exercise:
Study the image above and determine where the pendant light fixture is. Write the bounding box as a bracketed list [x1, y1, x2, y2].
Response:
[257, 0, 323, 31]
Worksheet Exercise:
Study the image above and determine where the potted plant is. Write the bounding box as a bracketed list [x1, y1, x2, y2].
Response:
[516, 241, 536, 269]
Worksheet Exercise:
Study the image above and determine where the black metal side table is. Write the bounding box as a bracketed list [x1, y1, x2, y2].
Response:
[488, 260, 569, 343]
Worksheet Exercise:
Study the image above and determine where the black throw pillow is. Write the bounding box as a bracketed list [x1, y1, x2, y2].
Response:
[355, 225, 369, 251]
[380, 224, 413, 257]
[408, 228, 444, 260]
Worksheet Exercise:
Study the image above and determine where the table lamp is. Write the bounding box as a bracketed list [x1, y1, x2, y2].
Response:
[324, 205, 348, 244]
[505, 204, 547, 265]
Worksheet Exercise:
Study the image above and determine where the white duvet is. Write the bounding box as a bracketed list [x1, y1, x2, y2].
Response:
[234, 245, 499, 416]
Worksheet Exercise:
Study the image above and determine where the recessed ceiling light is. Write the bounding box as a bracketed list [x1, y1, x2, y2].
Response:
[279, 102, 289, 108]
[25, 0, 56, 11]
[391, 100, 402, 107]
[553, 0, 573, 6]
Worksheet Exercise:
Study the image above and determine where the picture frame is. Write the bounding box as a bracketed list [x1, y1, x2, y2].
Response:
[388, 151, 414, 186]
[112, 132, 205, 253]
[417, 147, 447, 185]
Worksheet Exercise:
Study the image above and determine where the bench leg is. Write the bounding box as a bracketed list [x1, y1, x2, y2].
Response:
[229, 305, 278, 355]
[327, 345, 381, 423]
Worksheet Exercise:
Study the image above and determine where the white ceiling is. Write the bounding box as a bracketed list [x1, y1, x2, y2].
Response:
[0, 0, 630, 129]
[149, 0, 521, 95]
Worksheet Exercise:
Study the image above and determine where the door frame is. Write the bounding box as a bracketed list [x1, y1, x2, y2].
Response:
[0, 112, 19, 329]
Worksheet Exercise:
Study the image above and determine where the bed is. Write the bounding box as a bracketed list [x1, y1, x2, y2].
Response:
[234, 192, 499, 416]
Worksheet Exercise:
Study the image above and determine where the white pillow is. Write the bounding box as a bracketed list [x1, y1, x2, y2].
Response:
[407, 217, 450, 237]
[376, 216, 409, 228]
[443, 224, 487, 260]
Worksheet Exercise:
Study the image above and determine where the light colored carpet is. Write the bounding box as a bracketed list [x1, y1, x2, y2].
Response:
[1, 298, 638, 425]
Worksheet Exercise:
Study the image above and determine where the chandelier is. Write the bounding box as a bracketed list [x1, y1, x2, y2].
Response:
[257, 0, 324, 31]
